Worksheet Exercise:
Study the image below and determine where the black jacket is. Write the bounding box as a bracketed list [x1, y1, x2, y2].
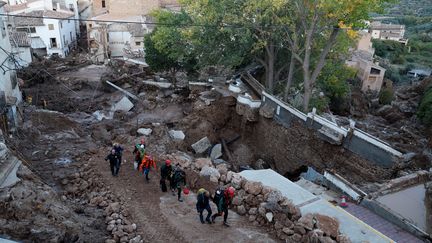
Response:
[105, 154, 119, 164]
[160, 164, 172, 180]
[196, 193, 210, 208]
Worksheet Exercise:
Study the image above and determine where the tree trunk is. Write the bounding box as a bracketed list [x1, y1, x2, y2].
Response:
[302, 71, 312, 112]
[284, 54, 296, 101]
[266, 43, 275, 93]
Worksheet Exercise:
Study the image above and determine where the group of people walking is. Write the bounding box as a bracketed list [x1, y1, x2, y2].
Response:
[105, 138, 236, 226]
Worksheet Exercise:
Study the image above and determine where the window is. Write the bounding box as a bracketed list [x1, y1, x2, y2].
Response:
[63, 35, 66, 45]
[60, 22, 63, 29]
[69, 3, 74, 11]
[48, 24, 54, 30]
[370, 67, 381, 75]
[68, 19, 70, 24]
[135, 41, 141, 46]
[70, 32, 72, 41]
[16, 27, 36, 33]
[102, 0, 106, 8]
[89, 24, 92, 28]
[50, 38, 57, 48]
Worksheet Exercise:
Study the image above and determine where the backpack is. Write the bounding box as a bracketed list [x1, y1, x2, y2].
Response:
[173, 168, 185, 182]
[213, 188, 224, 204]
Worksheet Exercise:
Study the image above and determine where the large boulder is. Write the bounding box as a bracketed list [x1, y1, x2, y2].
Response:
[137, 128, 152, 136]
[243, 181, 263, 195]
[195, 158, 213, 170]
[191, 137, 211, 154]
[169, 130, 185, 141]
[170, 151, 193, 169]
[265, 189, 283, 204]
[199, 166, 220, 182]
[315, 214, 339, 238]
[231, 173, 243, 189]
[216, 163, 228, 176]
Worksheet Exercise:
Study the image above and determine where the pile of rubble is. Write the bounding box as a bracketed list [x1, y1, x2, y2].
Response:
[164, 151, 351, 242]
[60, 162, 142, 243]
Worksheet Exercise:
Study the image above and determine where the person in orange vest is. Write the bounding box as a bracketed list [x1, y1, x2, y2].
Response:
[139, 155, 156, 182]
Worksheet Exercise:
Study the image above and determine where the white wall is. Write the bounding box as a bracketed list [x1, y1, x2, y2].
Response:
[0, 7, 22, 103]
[35, 16, 76, 57]
[108, 31, 131, 57]
[15, 47, 32, 67]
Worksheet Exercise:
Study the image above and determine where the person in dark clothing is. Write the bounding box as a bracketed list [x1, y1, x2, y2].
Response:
[172, 165, 186, 202]
[212, 186, 235, 227]
[113, 143, 123, 169]
[160, 160, 173, 192]
[196, 188, 212, 224]
[105, 149, 120, 176]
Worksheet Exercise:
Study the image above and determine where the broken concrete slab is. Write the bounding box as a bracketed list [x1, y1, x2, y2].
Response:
[137, 128, 152, 136]
[142, 80, 172, 89]
[210, 144, 222, 161]
[191, 137, 212, 154]
[112, 96, 134, 112]
[169, 130, 185, 141]
[92, 110, 114, 121]
[105, 81, 138, 100]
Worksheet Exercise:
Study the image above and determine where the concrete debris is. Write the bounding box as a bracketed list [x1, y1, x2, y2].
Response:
[210, 144, 223, 161]
[168, 130, 185, 141]
[142, 80, 172, 89]
[265, 212, 274, 222]
[191, 137, 212, 154]
[93, 110, 114, 121]
[137, 128, 152, 136]
[112, 96, 134, 112]
[105, 81, 138, 100]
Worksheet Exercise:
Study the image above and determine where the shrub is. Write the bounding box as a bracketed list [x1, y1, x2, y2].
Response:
[417, 88, 432, 128]
[379, 88, 394, 105]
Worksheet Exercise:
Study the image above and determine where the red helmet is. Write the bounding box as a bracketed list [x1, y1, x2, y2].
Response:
[166, 160, 171, 166]
[227, 186, 235, 197]
[183, 188, 190, 195]
[140, 138, 145, 144]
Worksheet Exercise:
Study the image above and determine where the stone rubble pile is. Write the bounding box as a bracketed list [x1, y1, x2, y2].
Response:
[62, 162, 143, 243]
[164, 152, 352, 242]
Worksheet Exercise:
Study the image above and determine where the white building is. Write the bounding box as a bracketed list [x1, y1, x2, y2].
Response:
[370, 21, 408, 45]
[0, 0, 23, 132]
[9, 31, 32, 67]
[5, 0, 79, 58]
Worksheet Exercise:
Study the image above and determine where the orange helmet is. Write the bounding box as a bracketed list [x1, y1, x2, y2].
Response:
[227, 186, 235, 197]
[166, 160, 171, 166]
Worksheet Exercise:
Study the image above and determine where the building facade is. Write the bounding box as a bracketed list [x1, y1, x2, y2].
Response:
[0, 1, 23, 133]
[346, 32, 386, 93]
[87, 0, 179, 63]
[370, 21, 408, 45]
[6, 0, 78, 58]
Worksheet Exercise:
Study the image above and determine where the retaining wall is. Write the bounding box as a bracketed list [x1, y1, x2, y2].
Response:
[260, 91, 403, 168]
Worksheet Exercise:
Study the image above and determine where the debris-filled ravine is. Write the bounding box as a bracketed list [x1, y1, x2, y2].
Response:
[0, 55, 430, 243]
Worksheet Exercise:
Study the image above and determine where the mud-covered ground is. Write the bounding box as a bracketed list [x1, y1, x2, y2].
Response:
[1, 59, 418, 242]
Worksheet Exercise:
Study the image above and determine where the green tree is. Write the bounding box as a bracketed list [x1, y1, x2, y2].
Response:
[145, 10, 196, 84]
[417, 87, 432, 128]
[283, 0, 392, 112]
[318, 62, 355, 113]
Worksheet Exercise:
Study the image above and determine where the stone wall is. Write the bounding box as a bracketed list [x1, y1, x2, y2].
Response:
[170, 153, 352, 242]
